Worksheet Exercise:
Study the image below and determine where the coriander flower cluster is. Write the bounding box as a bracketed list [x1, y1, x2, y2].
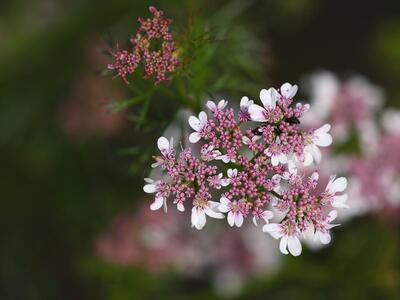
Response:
[108, 6, 179, 84]
[144, 83, 348, 256]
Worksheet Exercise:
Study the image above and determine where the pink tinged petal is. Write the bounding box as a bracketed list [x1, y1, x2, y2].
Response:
[218, 204, 230, 213]
[287, 236, 302, 256]
[280, 83, 298, 99]
[177, 203, 185, 212]
[206, 100, 217, 111]
[317, 231, 331, 245]
[220, 196, 231, 206]
[279, 235, 289, 255]
[227, 211, 235, 226]
[150, 197, 164, 211]
[143, 184, 156, 194]
[332, 194, 349, 208]
[218, 100, 227, 109]
[188, 116, 201, 131]
[235, 213, 244, 227]
[189, 132, 201, 143]
[248, 104, 267, 122]
[329, 177, 348, 193]
[262, 223, 282, 239]
[199, 111, 208, 126]
[310, 144, 322, 164]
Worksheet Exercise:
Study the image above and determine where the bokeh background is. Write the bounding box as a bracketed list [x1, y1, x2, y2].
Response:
[1, 0, 400, 299]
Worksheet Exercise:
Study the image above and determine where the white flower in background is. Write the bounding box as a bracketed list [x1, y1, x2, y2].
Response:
[188, 111, 208, 143]
[248, 87, 280, 122]
[302, 124, 333, 166]
[322, 175, 348, 208]
[279, 82, 298, 100]
[218, 196, 244, 227]
[382, 109, 400, 135]
[263, 222, 302, 256]
[191, 199, 224, 230]
[206, 99, 228, 113]
[143, 178, 167, 212]
[253, 210, 274, 226]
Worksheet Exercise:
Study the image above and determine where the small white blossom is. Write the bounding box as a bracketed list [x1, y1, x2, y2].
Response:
[248, 88, 279, 122]
[279, 82, 298, 100]
[218, 197, 244, 227]
[302, 124, 333, 166]
[252, 210, 274, 226]
[313, 210, 340, 244]
[263, 223, 302, 256]
[191, 199, 224, 230]
[143, 178, 167, 212]
[323, 175, 348, 208]
[188, 111, 208, 143]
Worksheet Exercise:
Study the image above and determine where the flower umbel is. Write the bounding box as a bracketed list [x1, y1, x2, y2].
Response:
[144, 83, 348, 256]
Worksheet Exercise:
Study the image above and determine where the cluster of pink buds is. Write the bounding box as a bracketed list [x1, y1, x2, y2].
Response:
[108, 6, 179, 84]
[144, 83, 348, 256]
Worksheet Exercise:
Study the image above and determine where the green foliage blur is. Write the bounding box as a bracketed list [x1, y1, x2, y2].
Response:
[1, 0, 399, 299]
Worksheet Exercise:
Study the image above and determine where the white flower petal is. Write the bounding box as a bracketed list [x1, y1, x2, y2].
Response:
[310, 144, 322, 164]
[157, 136, 169, 152]
[199, 111, 208, 126]
[280, 83, 298, 99]
[150, 197, 164, 211]
[248, 104, 267, 122]
[317, 231, 331, 245]
[235, 213, 244, 227]
[329, 177, 348, 193]
[262, 223, 282, 239]
[206, 100, 217, 111]
[143, 183, 156, 194]
[260, 88, 277, 109]
[205, 206, 224, 219]
[227, 211, 235, 227]
[279, 235, 289, 255]
[189, 132, 201, 143]
[188, 116, 201, 131]
[315, 132, 332, 147]
[287, 236, 302, 256]
[332, 194, 349, 208]
[177, 202, 185, 212]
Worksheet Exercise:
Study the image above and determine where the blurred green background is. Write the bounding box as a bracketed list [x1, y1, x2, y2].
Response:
[1, 0, 399, 299]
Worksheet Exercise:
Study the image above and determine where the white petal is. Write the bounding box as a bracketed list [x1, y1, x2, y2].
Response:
[144, 178, 154, 184]
[279, 235, 289, 255]
[191, 207, 198, 227]
[332, 194, 349, 208]
[189, 132, 201, 143]
[328, 210, 338, 222]
[218, 100, 227, 109]
[329, 177, 348, 193]
[315, 123, 331, 134]
[206, 100, 217, 111]
[248, 104, 267, 122]
[317, 231, 331, 245]
[279, 153, 287, 164]
[199, 111, 208, 126]
[157, 136, 169, 152]
[220, 196, 231, 206]
[260, 88, 277, 109]
[271, 155, 279, 166]
[150, 197, 164, 210]
[310, 144, 322, 164]
[287, 236, 302, 256]
[205, 206, 224, 219]
[188, 116, 201, 131]
[262, 210, 274, 222]
[143, 183, 156, 194]
[196, 210, 206, 229]
[240, 96, 249, 108]
[177, 202, 185, 212]
[235, 213, 244, 227]
[310, 171, 319, 182]
[280, 83, 298, 99]
[262, 223, 282, 239]
[227, 211, 235, 226]
[218, 204, 230, 213]
[314, 132, 332, 147]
